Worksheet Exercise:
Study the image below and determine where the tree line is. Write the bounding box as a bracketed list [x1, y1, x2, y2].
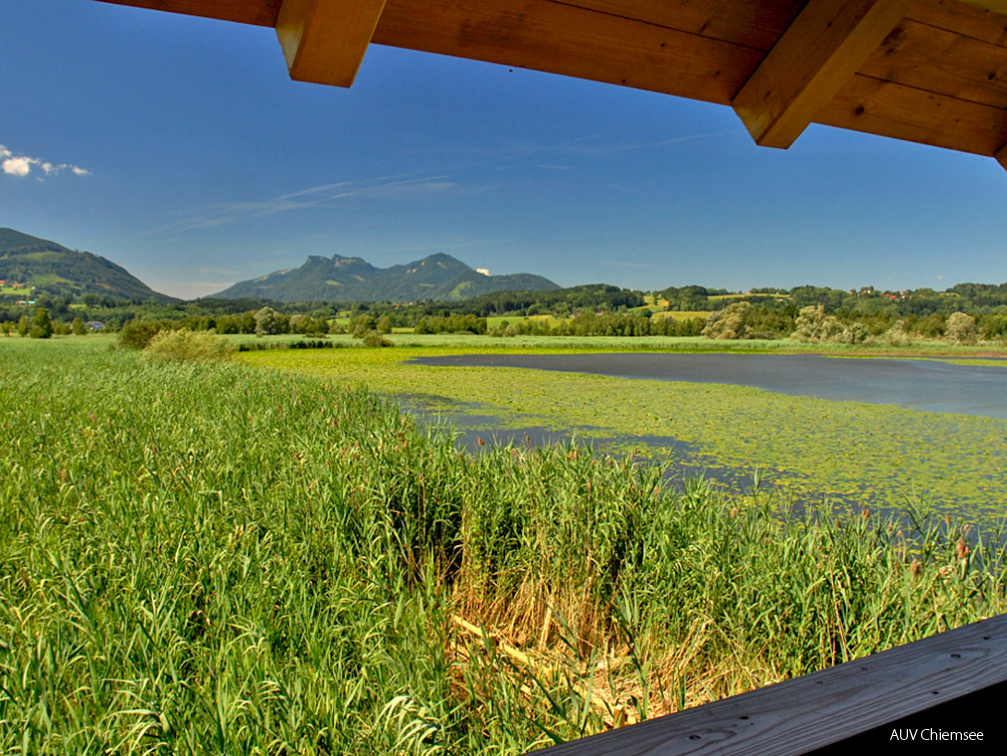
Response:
[4, 280, 1007, 344]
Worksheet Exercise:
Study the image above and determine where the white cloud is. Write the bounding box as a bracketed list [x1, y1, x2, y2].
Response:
[2, 157, 32, 177]
[0, 142, 89, 179]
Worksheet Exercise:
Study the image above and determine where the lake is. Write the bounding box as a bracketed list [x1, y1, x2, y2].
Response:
[410, 353, 1007, 420]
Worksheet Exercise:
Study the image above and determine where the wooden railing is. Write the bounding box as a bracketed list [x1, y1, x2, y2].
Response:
[529, 614, 1007, 755]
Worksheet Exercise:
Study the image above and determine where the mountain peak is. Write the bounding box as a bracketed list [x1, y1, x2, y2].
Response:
[421, 252, 464, 265]
[211, 251, 557, 302]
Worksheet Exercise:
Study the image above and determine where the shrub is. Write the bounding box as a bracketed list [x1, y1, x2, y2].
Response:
[119, 318, 161, 350]
[702, 302, 753, 339]
[27, 307, 53, 339]
[883, 320, 913, 346]
[792, 305, 866, 344]
[142, 329, 235, 362]
[362, 329, 392, 347]
[945, 312, 977, 345]
[254, 306, 288, 336]
[351, 314, 378, 337]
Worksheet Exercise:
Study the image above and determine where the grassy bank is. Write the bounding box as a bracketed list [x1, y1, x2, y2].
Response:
[2, 338, 1006, 754]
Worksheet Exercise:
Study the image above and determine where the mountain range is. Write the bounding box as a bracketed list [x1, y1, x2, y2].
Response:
[209, 253, 559, 302]
[1, 228, 559, 304]
[0, 228, 174, 302]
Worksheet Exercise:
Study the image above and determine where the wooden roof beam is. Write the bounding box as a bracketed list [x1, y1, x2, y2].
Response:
[276, 0, 387, 87]
[732, 0, 915, 149]
[961, 0, 1007, 13]
[997, 142, 1007, 171]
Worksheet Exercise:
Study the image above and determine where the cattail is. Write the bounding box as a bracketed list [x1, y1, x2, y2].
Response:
[956, 537, 970, 560]
[910, 559, 922, 577]
[861, 508, 870, 520]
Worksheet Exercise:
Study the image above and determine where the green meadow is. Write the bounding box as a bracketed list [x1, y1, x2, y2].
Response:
[2, 336, 1006, 754]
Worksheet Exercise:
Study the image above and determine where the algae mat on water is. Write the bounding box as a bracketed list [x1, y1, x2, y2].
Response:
[244, 346, 1007, 522]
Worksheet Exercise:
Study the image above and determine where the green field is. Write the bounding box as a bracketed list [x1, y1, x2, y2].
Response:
[649, 310, 710, 321]
[3, 336, 1006, 753]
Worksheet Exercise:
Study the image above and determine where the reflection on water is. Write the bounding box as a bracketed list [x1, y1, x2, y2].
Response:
[410, 353, 1007, 419]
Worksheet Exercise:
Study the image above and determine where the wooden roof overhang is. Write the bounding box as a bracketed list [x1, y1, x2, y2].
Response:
[96, 0, 1007, 171]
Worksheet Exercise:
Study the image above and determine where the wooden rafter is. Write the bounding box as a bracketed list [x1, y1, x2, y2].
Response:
[962, 0, 1007, 13]
[276, 0, 388, 87]
[997, 142, 1007, 170]
[731, 0, 916, 148]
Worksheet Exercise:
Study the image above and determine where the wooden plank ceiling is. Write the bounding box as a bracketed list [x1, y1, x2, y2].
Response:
[96, 0, 1007, 170]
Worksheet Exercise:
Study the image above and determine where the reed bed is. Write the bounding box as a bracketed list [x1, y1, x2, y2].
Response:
[1, 339, 1004, 754]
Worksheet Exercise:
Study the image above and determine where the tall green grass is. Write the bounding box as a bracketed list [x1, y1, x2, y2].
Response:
[1, 339, 1004, 753]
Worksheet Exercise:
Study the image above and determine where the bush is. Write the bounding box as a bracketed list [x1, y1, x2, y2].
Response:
[361, 329, 392, 348]
[883, 320, 913, 346]
[119, 319, 161, 350]
[142, 329, 235, 362]
[28, 307, 53, 339]
[945, 312, 977, 345]
[254, 306, 288, 336]
[702, 302, 753, 339]
[792, 305, 866, 344]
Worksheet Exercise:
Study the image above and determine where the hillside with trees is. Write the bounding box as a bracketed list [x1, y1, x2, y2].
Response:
[0, 228, 174, 303]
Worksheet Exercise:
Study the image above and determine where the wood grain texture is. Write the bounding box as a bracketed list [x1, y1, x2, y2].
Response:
[373, 0, 764, 105]
[862, 17, 1007, 108]
[559, 1, 804, 51]
[276, 0, 387, 86]
[94, 0, 280, 26]
[960, 0, 1007, 14]
[528, 614, 1007, 756]
[819, 73, 1007, 154]
[908, 0, 1007, 46]
[997, 141, 1007, 169]
[731, 0, 916, 148]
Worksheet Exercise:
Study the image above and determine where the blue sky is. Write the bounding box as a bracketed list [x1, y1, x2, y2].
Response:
[2, 0, 1006, 299]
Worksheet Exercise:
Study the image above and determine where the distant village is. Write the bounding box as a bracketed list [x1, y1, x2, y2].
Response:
[0, 279, 35, 305]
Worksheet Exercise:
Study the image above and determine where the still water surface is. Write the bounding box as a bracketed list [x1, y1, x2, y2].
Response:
[411, 353, 1007, 420]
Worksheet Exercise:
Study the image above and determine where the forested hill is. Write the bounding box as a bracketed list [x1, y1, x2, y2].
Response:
[210, 252, 559, 302]
[0, 228, 174, 303]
